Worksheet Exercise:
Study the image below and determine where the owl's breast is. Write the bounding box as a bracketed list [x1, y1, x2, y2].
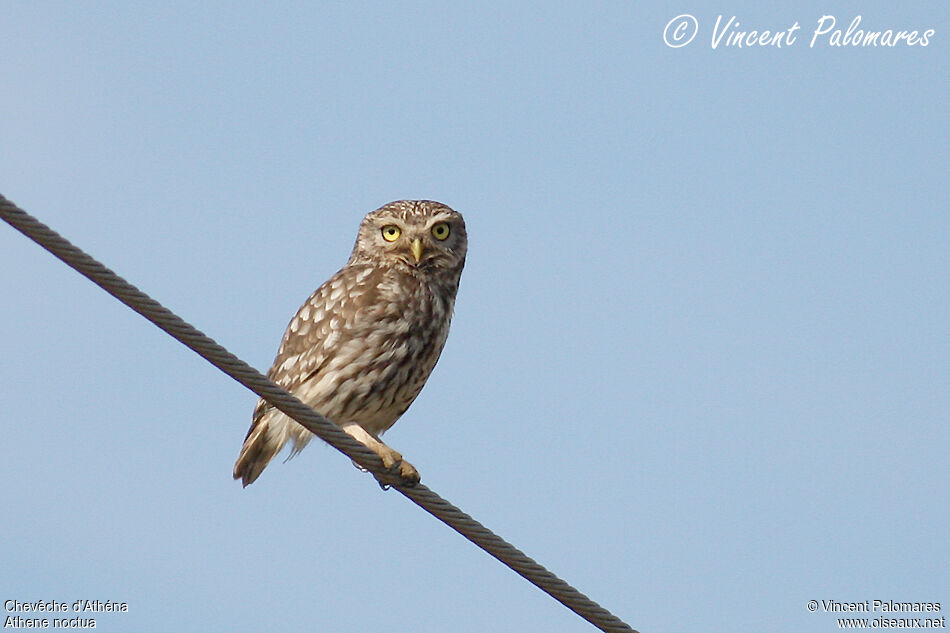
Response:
[310, 267, 454, 433]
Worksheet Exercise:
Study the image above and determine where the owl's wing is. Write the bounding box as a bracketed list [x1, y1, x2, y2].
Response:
[247, 264, 383, 430]
[235, 265, 383, 485]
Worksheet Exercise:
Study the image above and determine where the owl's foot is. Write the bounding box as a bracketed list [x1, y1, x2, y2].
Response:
[372, 445, 420, 488]
[342, 423, 421, 488]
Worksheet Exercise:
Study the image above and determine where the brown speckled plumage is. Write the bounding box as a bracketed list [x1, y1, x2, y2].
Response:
[234, 200, 466, 487]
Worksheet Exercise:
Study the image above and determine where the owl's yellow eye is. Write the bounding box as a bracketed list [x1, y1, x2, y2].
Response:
[381, 225, 401, 242]
[431, 222, 451, 241]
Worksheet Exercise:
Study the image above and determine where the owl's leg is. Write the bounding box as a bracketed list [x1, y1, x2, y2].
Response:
[340, 422, 420, 486]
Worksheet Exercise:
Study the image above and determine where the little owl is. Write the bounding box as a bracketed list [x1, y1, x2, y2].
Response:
[234, 200, 466, 487]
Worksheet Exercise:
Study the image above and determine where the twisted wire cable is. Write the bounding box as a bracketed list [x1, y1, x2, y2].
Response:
[1, 193, 637, 633]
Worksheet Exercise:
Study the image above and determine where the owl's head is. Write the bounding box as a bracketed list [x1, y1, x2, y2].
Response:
[350, 200, 467, 274]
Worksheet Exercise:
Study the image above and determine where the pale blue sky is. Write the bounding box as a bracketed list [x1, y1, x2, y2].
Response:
[1, 3, 947, 632]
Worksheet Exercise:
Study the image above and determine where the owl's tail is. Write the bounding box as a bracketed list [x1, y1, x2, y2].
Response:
[233, 407, 311, 487]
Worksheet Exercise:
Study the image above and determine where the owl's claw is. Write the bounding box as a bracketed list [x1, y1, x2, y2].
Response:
[373, 447, 420, 488]
[395, 458, 420, 486]
[353, 450, 421, 488]
[341, 423, 420, 488]
[373, 465, 420, 489]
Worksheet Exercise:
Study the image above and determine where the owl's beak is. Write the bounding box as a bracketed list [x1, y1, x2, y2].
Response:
[410, 238, 424, 263]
